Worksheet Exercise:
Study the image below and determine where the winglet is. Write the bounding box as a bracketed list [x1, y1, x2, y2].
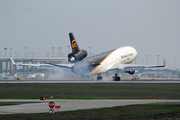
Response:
[163, 59, 166, 67]
[10, 58, 16, 65]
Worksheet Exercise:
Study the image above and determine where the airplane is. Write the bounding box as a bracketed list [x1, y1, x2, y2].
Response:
[11, 33, 165, 81]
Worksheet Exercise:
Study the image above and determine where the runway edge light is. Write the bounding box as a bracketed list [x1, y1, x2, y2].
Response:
[152, 95, 156, 100]
[39, 97, 46, 102]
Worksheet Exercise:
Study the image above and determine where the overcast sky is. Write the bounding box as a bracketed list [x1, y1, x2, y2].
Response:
[0, 0, 180, 69]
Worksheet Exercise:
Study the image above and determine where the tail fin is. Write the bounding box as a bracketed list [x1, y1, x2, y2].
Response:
[69, 33, 80, 53]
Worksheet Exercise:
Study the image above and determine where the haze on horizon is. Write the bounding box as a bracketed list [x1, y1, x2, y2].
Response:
[0, 0, 180, 70]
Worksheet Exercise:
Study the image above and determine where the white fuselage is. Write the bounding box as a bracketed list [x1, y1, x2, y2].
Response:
[88, 46, 137, 76]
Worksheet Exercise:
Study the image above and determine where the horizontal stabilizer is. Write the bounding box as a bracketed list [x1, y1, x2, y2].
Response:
[10, 58, 73, 68]
[10, 58, 16, 65]
[45, 62, 73, 68]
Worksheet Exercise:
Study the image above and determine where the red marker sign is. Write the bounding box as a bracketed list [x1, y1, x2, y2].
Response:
[55, 105, 61, 114]
[49, 108, 54, 114]
[48, 101, 55, 108]
[55, 105, 61, 109]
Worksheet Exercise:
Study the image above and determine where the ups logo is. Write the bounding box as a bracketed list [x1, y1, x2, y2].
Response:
[72, 40, 76, 51]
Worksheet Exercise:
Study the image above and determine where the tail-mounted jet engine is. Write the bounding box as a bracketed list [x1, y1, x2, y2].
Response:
[68, 33, 88, 63]
[68, 49, 87, 63]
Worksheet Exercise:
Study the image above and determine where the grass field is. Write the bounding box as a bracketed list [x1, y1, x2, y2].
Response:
[0, 104, 180, 120]
[0, 83, 179, 99]
[0, 103, 17, 106]
[0, 83, 180, 119]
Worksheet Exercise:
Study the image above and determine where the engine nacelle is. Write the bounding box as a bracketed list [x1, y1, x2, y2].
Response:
[68, 49, 87, 63]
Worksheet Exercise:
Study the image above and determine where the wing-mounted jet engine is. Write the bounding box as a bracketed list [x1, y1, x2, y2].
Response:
[68, 33, 87, 63]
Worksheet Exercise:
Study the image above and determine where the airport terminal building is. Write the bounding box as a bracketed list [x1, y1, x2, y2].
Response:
[0, 57, 67, 74]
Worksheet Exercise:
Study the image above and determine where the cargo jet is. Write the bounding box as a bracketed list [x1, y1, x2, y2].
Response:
[11, 33, 165, 80]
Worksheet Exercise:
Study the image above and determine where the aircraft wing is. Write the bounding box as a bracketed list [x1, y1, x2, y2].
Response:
[10, 58, 74, 68]
[106, 59, 165, 76]
[45, 63, 74, 68]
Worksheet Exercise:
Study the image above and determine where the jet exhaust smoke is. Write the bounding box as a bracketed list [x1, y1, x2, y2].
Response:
[44, 64, 90, 80]
[44, 67, 80, 80]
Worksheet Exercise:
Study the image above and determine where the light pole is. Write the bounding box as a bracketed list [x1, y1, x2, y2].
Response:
[58, 47, 60, 57]
[89, 47, 91, 57]
[67, 46, 70, 54]
[52, 47, 55, 57]
[4, 48, 8, 57]
[14, 52, 17, 58]
[31, 52, 34, 58]
[47, 53, 50, 59]
[146, 55, 148, 65]
[62, 53, 65, 58]
[60, 47, 62, 57]
[146, 55, 148, 74]
[157, 55, 159, 65]
[174, 59, 176, 70]
[157, 55, 159, 76]
[58, 47, 62, 57]
[24, 47, 26, 60]
[10, 48, 12, 57]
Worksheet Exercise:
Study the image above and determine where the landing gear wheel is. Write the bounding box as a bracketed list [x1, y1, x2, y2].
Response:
[112, 74, 121, 81]
[97, 75, 102, 81]
[112, 76, 121, 81]
[115, 76, 121, 81]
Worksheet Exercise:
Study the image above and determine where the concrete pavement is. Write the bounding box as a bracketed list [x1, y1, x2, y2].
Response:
[0, 99, 180, 114]
[1, 79, 180, 83]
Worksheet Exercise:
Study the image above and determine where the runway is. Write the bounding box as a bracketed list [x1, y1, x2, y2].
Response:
[0, 79, 180, 83]
[0, 99, 180, 114]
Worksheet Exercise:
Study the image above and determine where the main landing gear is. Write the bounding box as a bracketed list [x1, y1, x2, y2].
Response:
[97, 75, 102, 80]
[112, 74, 121, 81]
[96, 74, 120, 81]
